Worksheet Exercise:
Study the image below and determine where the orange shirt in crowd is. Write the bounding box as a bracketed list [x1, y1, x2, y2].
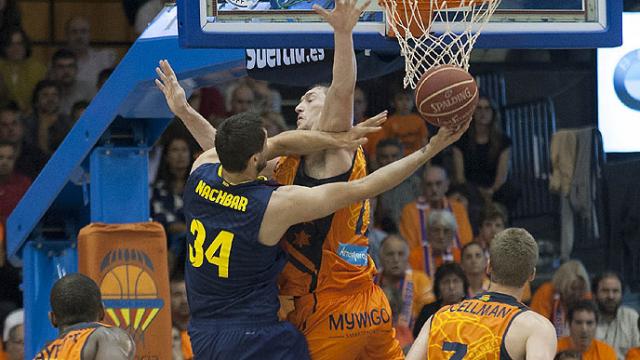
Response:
[408, 246, 461, 278]
[530, 282, 592, 337]
[0, 342, 6, 360]
[181, 330, 193, 360]
[399, 198, 473, 251]
[557, 336, 617, 360]
[363, 113, 429, 162]
[626, 347, 640, 359]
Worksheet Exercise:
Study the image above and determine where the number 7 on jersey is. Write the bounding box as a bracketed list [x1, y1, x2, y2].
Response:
[188, 219, 234, 278]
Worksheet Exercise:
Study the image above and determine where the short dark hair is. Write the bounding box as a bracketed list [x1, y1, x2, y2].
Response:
[1, 27, 32, 59]
[31, 79, 61, 106]
[50, 273, 103, 327]
[567, 300, 599, 324]
[461, 241, 484, 259]
[215, 112, 266, 172]
[433, 262, 469, 300]
[51, 48, 77, 65]
[376, 137, 404, 154]
[592, 271, 622, 294]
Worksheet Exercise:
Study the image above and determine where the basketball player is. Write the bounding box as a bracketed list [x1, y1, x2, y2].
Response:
[407, 228, 557, 360]
[34, 273, 135, 360]
[156, 64, 468, 360]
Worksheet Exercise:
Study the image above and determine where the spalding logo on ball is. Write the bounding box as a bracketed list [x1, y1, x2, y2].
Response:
[415, 64, 479, 129]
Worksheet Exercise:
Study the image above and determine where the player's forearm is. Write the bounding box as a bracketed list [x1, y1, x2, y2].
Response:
[317, 31, 356, 132]
[265, 130, 344, 160]
[175, 106, 216, 151]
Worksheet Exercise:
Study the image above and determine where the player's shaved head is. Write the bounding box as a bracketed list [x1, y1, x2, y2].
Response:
[50, 273, 103, 328]
[489, 228, 538, 288]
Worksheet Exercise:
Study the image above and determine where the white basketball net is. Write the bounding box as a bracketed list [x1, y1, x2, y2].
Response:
[381, 0, 502, 88]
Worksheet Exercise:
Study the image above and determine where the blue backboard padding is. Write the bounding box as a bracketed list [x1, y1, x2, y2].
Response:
[6, 35, 246, 263]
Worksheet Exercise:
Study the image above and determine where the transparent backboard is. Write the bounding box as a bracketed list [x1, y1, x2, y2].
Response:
[178, 0, 621, 50]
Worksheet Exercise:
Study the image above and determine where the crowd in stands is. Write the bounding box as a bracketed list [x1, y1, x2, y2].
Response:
[1, 1, 640, 359]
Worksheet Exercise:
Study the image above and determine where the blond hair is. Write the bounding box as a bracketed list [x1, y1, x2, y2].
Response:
[551, 260, 590, 300]
[489, 228, 538, 287]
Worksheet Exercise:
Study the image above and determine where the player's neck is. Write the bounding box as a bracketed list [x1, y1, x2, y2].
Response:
[486, 282, 524, 302]
[221, 167, 257, 184]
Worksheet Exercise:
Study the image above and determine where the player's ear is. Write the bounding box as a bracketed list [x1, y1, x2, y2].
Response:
[528, 267, 536, 283]
[49, 311, 57, 328]
[485, 259, 491, 277]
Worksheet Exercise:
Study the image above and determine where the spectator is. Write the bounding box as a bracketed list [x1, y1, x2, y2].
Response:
[64, 16, 117, 85]
[48, 49, 95, 115]
[261, 111, 287, 137]
[376, 234, 434, 351]
[70, 100, 89, 125]
[446, 183, 485, 232]
[627, 318, 640, 359]
[460, 242, 488, 297]
[2, 309, 22, 360]
[0, 103, 46, 178]
[408, 210, 461, 277]
[151, 136, 192, 272]
[555, 350, 583, 360]
[0, 141, 30, 222]
[0, 27, 47, 113]
[23, 80, 72, 156]
[226, 82, 255, 116]
[373, 138, 421, 232]
[381, 87, 428, 156]
[412, 262, 468, 338]
[243, 78, 282, 113]
[399, 165, 474, 251]
[171, 275, 192, 360]
[557, 300, 617, 360]
[96, 67, 113, 91]
[452, 96, 518, 210]
[475, 202, 508, 250]
[0, 0, 20, 40]
[531, 260, 592, 337]
[593, 272, 640, 359]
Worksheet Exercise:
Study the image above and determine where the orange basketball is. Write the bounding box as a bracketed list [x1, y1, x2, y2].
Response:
[415, 64, 479, 129]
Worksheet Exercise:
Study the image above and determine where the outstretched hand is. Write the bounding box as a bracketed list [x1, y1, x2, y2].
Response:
[155, 59, 189, 116]
[335, 110, 387, 148]
[313, 0, 371, 33]
[425, 120, 470, 153]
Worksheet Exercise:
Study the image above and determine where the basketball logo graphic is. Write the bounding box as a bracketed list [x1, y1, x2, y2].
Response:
[99, 249, 164, 342]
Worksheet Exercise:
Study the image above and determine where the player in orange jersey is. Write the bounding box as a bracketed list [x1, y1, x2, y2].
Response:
[34, 274, 135, 360]
[408, 228, 557, 360]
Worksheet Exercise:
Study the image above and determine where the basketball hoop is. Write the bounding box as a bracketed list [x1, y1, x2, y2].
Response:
[380, 0, 502, 88]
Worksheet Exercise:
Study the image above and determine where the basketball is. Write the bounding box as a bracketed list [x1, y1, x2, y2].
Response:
[415, 65, 479, 129]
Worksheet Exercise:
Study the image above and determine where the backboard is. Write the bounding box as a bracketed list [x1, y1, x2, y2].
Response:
[178, 0, 622, 50]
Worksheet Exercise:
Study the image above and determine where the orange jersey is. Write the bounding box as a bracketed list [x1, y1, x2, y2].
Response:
[428, 292, 528, 359]
[382, 113, 429, 155]
[34, 322, 107, 360]
[181, 330, 193, 359]
[557, 337, 617, 360]
[399, 197, 473, 252]
[274, 148, 376, 296]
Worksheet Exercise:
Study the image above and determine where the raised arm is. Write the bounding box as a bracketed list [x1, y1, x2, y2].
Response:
[155, 59, 216, 150]
[260, 124, 468, 245]
[313, 0, 371, 132]
[263, 111, 386, 159]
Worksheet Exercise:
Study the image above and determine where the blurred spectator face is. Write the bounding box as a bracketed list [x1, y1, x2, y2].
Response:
[379, 235, 409, 278]
[376, 143, 402, 168]
[52, 56, 78, 87]
[295, 86, 326, 130]
[461, 243, 486, 276]
[66, 17, 91, 51]
[596, 276, 622, 316]
[0, 144, 17, 177]
[170, 280, 189, 328]
[569, 310, 597, 352]
[230, 85, 255, 115]
[5, 324, 23, 360]
[353, 87, 367, 123]
[423, 166, 449, 204]
[479, 217, 504, 245]
[392, 92, 413, 116]
[5, 30, 26, 61]
[166, 138, 191, 172]
[35, 85, 60, 115]
[428, 221, 454, 252]
[473, 97, 493, 126]
[0, 109, 23, 144]
[439, 273, 465, 305]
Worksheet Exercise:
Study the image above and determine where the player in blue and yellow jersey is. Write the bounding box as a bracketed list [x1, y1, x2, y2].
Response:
[155, 59, 467, 359]
[34, 274, 135, 360]
[407, 228, 557, 360]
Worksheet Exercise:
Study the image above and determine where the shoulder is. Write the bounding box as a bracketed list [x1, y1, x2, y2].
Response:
[620, 305, 640, 318]
[90, 326, 135, 350]
[594, 339, 617, 356]
[513, 310, 555, 333]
